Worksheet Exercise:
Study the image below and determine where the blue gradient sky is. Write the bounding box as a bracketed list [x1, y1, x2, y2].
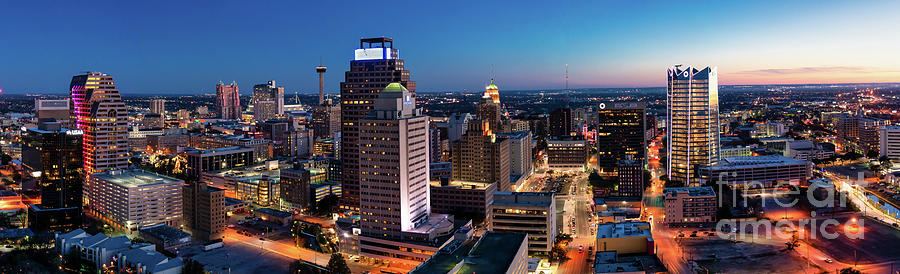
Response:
[1, 0, 899, 94]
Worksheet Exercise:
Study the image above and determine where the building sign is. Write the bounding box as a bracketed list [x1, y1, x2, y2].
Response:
[354, 48, 390, 60]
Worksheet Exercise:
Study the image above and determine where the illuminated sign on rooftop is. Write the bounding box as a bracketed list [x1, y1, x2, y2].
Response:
[354, 47, 392, 60]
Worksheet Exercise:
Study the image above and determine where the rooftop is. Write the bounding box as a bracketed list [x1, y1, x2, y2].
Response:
[139, 224, 191, 242]
[93, 169, 183, 188]
[663, 186, 716, 197]
[255, 207, 293, 218]
[492, 191, 555, 207]
[596, 221, 652, 240]
[429, 179, 494, 190]
[186, 146, 254, 154]
[456, 232, 527, 274]
[705, 155, 810, 170]
[411, 231, 527, 274]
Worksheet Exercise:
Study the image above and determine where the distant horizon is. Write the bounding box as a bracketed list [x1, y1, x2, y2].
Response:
[3, 81, 899, 96]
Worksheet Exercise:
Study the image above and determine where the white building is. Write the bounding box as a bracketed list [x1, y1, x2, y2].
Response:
[699, 155, 812, 188]
[497, 131, 534, 179]
[357, 83, 455, 264]
[783, 140, 834, 161]
[881, 126, 900, 164]
[89, 169, 183, 232]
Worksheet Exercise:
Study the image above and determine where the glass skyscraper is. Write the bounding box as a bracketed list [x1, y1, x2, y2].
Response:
[666, 66, 721, 185]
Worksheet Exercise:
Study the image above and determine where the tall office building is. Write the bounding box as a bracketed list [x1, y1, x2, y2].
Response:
[23, 120, 83, 209]
[70, 72, 129, 208]
[595, 101, 647, 171]
[358, 83, 430, 238]
[452, 120, 512, 191]
[478, 79, 502, 131]
[357, 83, 453, 263]
[24, 120, 84, 230]
[252, 80, 284, 121]
[666, 66, 721, 184]
[549, 108, 574, 137]
[216, 81, 241, 120]
[149, 99, 166, 114]
[340, 37, 415, 210]
[35, 99, 72, 128]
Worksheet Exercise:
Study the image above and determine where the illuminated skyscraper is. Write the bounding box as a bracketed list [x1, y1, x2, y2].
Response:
[666, 66, 720, 185]
[478, 79, 502, 131]
[595, 101, 647, 171]
[70, 72, 129, 176]
[357, 83, 453, 263]
[216, 81, 241, 120]
[70, 72, 129, 207]
[340, 37, 415, 210]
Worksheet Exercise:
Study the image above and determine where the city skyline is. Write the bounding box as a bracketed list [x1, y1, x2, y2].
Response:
[3, 1, 900, 94]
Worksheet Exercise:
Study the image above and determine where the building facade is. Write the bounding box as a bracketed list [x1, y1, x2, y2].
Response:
[216, 81, 241, 120]
[340, 37, 415, 210]
[547, 138, 587, 170]
[182, 182, 226, 241]
[881, 126, 900, 163]
[663, 187, 716, 226]
[452, 120, 512, 191]
[595, 101, 647, 170]
[252, 80, 284, 121]
[489, 192, 556, 254]
[666, 66, 721, 185]
[185, 147, 255, 178]
[698, 155, 813, 188]
[89, 169, 183, 232]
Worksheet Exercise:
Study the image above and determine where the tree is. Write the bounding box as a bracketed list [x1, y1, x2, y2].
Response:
[326, 253, 351, 274]
[840, 267, 861, 274]
[181, 258, 205, 274]
[866, 150, 879, 159]
[880, 156, 894, 169]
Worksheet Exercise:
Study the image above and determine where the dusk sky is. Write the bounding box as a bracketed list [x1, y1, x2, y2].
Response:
[2, 0, 899, 94]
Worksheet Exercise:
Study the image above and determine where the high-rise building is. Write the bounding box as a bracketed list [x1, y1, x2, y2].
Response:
[595, 101, 646, 171]
[35, 99, 72, 128]
[280, 168, 312, 211]
[479, 79, 502, 131]
[859, 117, 890, 155]
[340, 37, 415, 210]
[252, 80, 284, 121]
[357, 83, 454, 263]
[70, 72, 129, 208]
[452, 120, 512, 191]
[495, 131, 533, 179]
[149, 99, 166, 115]
[216, 81, 241, 120]
[24, 120, 83, 231]
[182, 182, 226, 241]
[549, 108, 574, 137]
[666, 66, 721, 185]
[23, 120, 83, 209]
[311, 100, 340, 139]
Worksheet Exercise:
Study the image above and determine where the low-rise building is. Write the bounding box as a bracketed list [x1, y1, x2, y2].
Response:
[56, 229, 183, 273]
[489, 192, 556, 255]
[138, 224, 191, 252]
[663, 187, 716, 226]
[253, 207, 294, 226]
[698, 155, 813, 188]
[595, 221, 653, 255]
[410, 231, 529, 274]
[720, 146, 752, 158]
[783, 140, 834, 161]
